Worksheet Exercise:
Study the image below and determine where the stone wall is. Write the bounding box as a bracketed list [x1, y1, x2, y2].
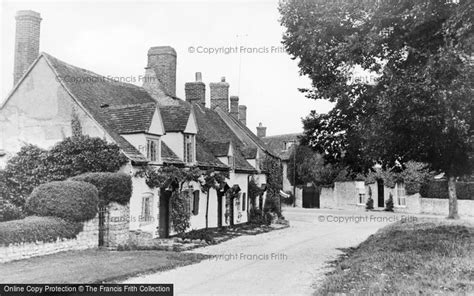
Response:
[320, 186, 335, 209]
[106, 202, 130, 248]
[0, 215, 99, 263]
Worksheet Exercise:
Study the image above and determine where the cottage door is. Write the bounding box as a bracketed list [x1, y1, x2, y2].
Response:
[377, 179, 384, 207]
[159, 189, 171, 238]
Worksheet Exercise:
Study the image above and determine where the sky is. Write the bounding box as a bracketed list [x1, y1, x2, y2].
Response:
[1, 0, 334, 136]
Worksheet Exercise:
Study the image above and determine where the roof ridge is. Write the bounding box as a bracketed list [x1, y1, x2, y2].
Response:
[41, 52, 149, 92]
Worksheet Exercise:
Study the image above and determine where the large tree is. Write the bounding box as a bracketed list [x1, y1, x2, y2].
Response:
[279, 0, 473, 218]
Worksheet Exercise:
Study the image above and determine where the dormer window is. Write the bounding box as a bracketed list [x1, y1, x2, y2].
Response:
[146, 136, 160, 162]
[184, 133, 195, 163]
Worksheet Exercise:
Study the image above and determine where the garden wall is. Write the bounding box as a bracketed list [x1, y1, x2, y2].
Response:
[392, 193, 474, 217]
[106, 202, 130, 248]
[0, 215, 99, 263]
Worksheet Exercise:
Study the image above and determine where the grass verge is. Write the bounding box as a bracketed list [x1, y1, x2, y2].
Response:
[317, 219, 474, 295]
[0, 249, 209, 283]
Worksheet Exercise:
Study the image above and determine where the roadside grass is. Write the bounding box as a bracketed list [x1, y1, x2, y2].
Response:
[0, 249, 209, 283]
[317, 219, 474, 295]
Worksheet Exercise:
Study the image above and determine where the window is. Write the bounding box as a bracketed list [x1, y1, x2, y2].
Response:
[358, 193, 365, 205]
[397, 183, 406, 206]
[146, 137, 160, 162]
[184, 134, 195, 163]
[192, 190, 200, 215]
[241, 192, 246, 211]
[141, 193, 153, 224]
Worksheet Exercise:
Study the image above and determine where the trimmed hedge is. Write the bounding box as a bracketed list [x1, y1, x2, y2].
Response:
[0, 216, 82, 246]
[27, 181, 99, 221]
[420, 181, 474, 200]
[69, 172, 132, 206]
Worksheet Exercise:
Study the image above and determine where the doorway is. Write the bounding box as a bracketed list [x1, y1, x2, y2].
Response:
[159, 189, 171, 238]
[377, 179, 384, 208]
[302, 185, 320, 208]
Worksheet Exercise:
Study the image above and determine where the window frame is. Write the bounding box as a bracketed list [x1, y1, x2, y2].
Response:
[183, 133, 195, 163]
[146, 136, 161, 163]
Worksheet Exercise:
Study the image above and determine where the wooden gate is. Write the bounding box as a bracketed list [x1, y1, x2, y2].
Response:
[98, 206, 109, 247]
[302, 185, 320, 208]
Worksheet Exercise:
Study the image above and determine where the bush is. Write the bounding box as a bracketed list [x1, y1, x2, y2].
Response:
[420, 181, 474, 200]
[1, 145, 49, 207]
[365, 197, 374, 210]
[263, 194, 282, 218]
[27, 181, 99, 221]
[248, 208, 269, 225]
[1, 137, 128, 209]
[385, 194, 394, 212]
[180, 229, 215, 244]
[170, 191, 191, 234]
[398, 161, 433, 195]
[0, 216, 82, 246]
[70, 172, 132, 206]
[0, 201, 25, 222]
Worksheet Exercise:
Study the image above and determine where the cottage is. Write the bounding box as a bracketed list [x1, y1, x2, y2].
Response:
[0, 10, 277, 239]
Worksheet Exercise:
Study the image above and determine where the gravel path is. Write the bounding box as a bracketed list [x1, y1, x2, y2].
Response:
[124, 208, 418, 295]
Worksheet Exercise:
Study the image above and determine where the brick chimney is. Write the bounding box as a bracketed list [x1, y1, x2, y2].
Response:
[13, 10, 41, 85]
[147, 46, 177, 96]
[210, 77, 229, 112]
[238, 105, 247, 125]
[185, 72, 206, 106]
[230, 96, 239, 119]
[256, 122, 267, 138]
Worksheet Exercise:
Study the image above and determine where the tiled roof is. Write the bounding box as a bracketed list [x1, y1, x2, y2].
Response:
[42, 53, 158, 163]
[161, 142, 183, 165]
[213, 108, 278, 158]
[160, 104, 191, 132]
[192, 103, 257, 173]
[100, 103, 156, 134]
[207, 141, 230, 157]
[196, 140, 228, 169]
[262, 133, 301, 160]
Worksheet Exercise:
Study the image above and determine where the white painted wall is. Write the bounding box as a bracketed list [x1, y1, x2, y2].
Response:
[0, 57, 109, 154]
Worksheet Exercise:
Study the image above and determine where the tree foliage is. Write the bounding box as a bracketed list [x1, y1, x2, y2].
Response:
[287, 145, 344, 186]
[280, 0, 473, 177]
[261, 155, 283, 198]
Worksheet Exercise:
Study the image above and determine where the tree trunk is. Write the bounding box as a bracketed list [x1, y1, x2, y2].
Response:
[447, 175, 459, 219]
[205, 190, 210, 229]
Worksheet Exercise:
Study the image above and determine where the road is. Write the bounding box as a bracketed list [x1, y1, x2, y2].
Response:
[124, 208, 417, 295]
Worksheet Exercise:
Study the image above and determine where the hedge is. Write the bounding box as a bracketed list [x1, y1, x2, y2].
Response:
[69, 172, 132, 206]
[420, 181, 474, 200]
[27, 181, 99, 221]
[0, 216, 82, 246]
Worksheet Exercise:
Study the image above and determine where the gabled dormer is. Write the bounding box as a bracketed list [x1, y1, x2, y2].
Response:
[101, 103, 165, 164]
[160, 104, 198, 165]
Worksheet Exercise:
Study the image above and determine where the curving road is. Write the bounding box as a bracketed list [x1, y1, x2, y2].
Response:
[123, 208, 415, 295]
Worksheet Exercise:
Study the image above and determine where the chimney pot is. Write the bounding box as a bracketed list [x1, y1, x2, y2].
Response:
[257, 123, 267, 138]
[221, 77, 226, 82]
[195, 72, 202, 82]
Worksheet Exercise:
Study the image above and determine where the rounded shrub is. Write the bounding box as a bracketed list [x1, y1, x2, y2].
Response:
[69, 172, 132, 206]
[27, 181, 99, 221]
